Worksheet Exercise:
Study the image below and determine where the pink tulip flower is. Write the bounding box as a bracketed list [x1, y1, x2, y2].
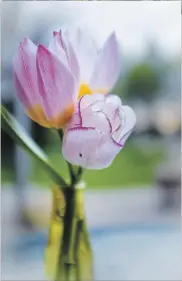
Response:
[12, 28, 121, 129]
[62, 94, 136, 169]
[12, 36, 78, 128]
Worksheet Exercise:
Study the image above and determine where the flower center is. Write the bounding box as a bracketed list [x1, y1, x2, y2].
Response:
[78, 84, 92, 99]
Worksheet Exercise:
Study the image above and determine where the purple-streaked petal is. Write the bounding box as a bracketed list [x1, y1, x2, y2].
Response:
[67, 112, 82, 129]
[49, 31, 80, 83]
[81, 107, 111, 134]
[102, 95, 124, 133]
[13, 72, 31, 107]
[69, 94, 111, 133]
[118, 105, 136, 144]
[90, 32, 121, 92]
[63, 93, 135, 169]
[36, 44, 77, 119]
[12, 38, 40, 108]
[49, 31, 69, 68]
[108, 106, 126, 134]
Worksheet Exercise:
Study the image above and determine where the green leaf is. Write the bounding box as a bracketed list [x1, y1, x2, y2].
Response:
[1, 105, 68, 188]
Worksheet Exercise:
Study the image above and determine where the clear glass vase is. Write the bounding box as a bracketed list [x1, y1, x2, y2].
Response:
[45, 182, 94, 281]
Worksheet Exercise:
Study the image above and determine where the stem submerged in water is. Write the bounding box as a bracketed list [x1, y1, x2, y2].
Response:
[55, 187, 76, 281]
[54, 184, 93, 281]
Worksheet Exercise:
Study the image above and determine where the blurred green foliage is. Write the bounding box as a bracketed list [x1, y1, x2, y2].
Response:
[2, 130, 163, 189]
[116, 63, 160, 102]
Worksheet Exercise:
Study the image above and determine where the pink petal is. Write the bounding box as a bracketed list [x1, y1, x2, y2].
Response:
[102, 95, 124, 133]
[113, 105, 136, 145]
[67, 44, 80, 83]
[106, 106, 125, 134]
[62, 127, 121, 169]
[79, 94, 104, 111]
[62, 94, 134, 169]
[90, 32, 121, 92]
[12, 38, 40, 108]
[106, 94, 122, 107]
[95, 133, 122, 168]
[81, 107, 111, 134]
[66, 28, 97, 84]
[67, 112, 82, 129]
[62, 127, 100, 168]
[49, 31, 80, 82]
[78, 94, 123, 134]
[13, 72, 31, 107]
[36, 45, 77, 119]
[49, 31, 69, 68]
[68, 94, 110, 132]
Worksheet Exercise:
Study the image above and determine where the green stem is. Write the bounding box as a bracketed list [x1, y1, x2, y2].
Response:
[67, 163, 76, 184]
[57, 129, 64, 141]
[57, 129, 76, 185]
[74, 220, 82, 281]
[76, 167, 84, 184]
[56, 187, 77, 281]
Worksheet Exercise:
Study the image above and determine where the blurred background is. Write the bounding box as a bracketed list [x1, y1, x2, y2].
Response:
[1, 1, 181, 281]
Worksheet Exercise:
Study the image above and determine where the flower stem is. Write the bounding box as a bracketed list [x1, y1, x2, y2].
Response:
[76, 167, 83, 184]
[57, 129, 76, 185]
[74, 220, 82, 280]
[67, 162, 76, 184]
[56, 187, 77, 281]
[57, 129, 64, 141]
